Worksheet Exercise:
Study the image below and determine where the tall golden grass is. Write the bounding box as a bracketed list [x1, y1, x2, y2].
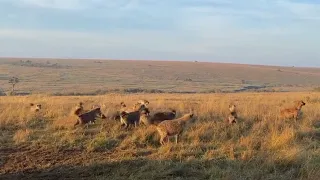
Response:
[0, 92, 319, 179]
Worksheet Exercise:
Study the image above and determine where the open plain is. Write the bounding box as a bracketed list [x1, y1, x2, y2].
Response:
[0, 59, 320, 179]
[1, 58, 320, 95]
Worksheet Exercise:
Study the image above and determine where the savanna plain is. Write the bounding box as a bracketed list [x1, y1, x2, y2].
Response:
[0, 59, 320, 180]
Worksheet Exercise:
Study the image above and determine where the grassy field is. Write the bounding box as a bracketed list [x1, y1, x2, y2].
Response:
[1, 58, 320, 94]
[0, 92, 319, 179]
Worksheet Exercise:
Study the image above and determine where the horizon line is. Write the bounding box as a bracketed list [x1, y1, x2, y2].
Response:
[0, 56, 318, 69]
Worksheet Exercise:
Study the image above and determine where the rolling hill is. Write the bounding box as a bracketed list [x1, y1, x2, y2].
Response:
[0, 58, 320, 95]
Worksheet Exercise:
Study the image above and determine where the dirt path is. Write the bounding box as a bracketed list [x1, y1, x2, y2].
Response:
[0, 145, 115, 178]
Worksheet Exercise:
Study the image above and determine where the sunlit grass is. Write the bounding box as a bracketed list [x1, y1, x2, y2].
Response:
[0, 92, 319, 179]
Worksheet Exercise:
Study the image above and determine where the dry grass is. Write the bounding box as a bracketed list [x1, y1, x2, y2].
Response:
[13, 129, 33, 144]
[0, 92, 320, 179]
[1, 58, 320, 94]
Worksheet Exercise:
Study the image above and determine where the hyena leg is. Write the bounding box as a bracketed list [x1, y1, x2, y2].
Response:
[175, 134, 179, 144]
[165, 136, 170, 143]
[160, 135, 168, 145]
[135, 121, 139, 128]
[124, 123, 129, 130]
[74, 119, 80, 127]
[294, 114, 298, 122]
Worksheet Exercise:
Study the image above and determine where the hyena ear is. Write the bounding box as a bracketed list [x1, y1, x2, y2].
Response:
[30, 103, 34, 106]
[92, 105, 101, 109]
[190, 114, 194, 118]
[120, 111, 128, 117]
[120, 102, 126, 107]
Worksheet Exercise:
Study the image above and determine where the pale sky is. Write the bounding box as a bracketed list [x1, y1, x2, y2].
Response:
[0, 0, 319, 66]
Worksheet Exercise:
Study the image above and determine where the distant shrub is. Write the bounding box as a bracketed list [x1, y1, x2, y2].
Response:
[313, 87, 320, 92]
[6, 91, 14, 96]
[204, 89, 216, 93]
[12, 60, 70, 69]
[0, 87, 5, 96]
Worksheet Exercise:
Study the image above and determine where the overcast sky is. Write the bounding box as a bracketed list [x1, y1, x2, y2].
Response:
[0, 0, 319, 67]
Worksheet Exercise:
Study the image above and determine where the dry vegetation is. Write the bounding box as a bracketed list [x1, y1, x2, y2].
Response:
[1, 58, 320, 95]
[0, 92, 320, 179]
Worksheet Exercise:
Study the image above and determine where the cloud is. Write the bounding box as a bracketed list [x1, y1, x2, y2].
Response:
[1, 26, 319, 67]
[13, 0, 84, 10]
[0, 28, 213, 54]
[277, 0, 320, 20]
[6, 0, 143, 10]
[0, 0, 319, 66]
